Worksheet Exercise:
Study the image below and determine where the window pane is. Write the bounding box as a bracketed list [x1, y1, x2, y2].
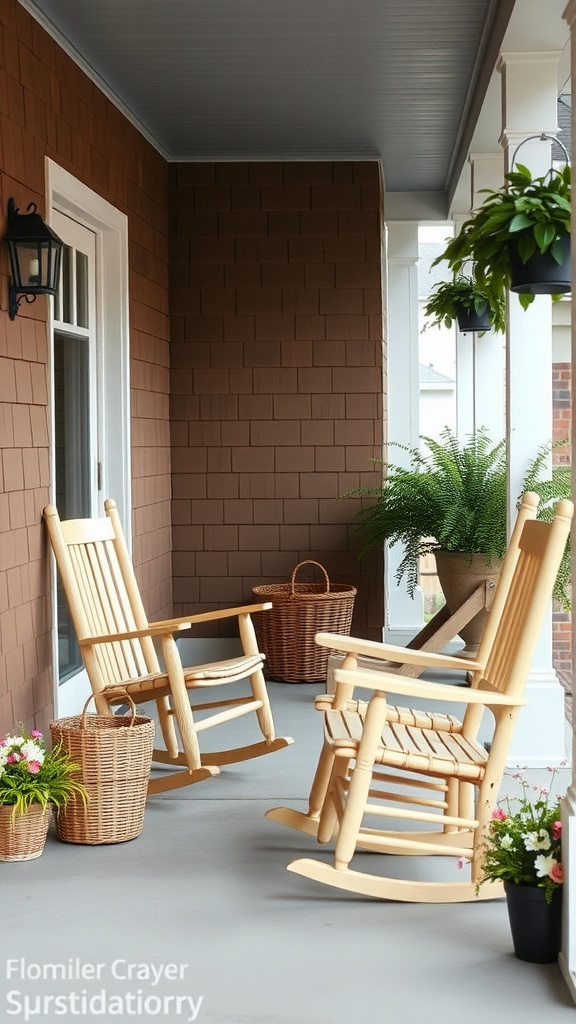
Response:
[54, 331, 91, 683]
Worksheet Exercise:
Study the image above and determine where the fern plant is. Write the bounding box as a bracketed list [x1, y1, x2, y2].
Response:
[347, 428, 571, 608]
[347, 427, 508, 598]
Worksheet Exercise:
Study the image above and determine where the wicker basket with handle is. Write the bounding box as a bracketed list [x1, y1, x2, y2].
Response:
[252, 561, 357, 683]
[50, 694, 154, 845]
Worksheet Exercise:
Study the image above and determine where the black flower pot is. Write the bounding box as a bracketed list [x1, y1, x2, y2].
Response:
[504, 881, 562, 963]
[509, 231, 571, 295]
[454, 301, 493, 333]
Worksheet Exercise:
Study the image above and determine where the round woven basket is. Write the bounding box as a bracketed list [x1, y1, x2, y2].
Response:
[252, 561, 356, 683]
[0, 803, 51, 861]
[50, 695, 155, 845]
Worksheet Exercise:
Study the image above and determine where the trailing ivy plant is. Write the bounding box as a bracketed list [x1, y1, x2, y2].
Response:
[433, 163, 571, 311]
[346, 428, 571, 609]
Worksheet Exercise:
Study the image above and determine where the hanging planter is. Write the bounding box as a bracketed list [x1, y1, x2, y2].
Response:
[432, 134, 571, 311]
[509, 229, 571, 295]
[422, 275, 505, 335]
[453, 299, 494, 333]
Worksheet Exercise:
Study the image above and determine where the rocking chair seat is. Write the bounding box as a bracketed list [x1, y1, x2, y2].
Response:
[325, 706, 488, 782]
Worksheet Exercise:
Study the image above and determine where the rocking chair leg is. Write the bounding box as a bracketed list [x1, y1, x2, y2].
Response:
[265, 739, 337, 837]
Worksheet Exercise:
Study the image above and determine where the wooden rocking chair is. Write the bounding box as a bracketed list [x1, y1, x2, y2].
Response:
[266, 491, 540, 838]
[273, 497, 573, 901]
[44, 500, 293, 795]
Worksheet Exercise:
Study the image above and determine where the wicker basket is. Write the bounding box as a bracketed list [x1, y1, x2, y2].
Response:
[50, 695, 155, 845]
[252, 561, 357, 683]
[0, 804, 52, 862]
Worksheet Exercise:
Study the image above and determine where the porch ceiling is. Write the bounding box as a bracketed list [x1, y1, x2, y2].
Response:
[21, 0, 515, 205]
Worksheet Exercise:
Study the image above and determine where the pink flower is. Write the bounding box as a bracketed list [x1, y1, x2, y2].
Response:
[457, 857, 465, 870]
[30, 730, 42, 739]
[552, 821, 562, 840]
[6, 753, 18, 764]
[27, 761, 42, 774]
[492, 808, 507, 821]
[549, 862, 564, 885]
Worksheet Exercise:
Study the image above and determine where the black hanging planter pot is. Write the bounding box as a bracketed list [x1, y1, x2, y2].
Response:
[504, 881, 562, 963]
[509, 231, 571, 295]
[454, 300, 493, 334]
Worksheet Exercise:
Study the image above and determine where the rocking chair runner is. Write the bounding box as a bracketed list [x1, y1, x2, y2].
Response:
[266, 491, 540, 838]
[271, 497, 573, 902]
[44, 500, 293, 795]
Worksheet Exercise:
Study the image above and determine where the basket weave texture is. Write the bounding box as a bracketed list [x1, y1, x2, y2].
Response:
[0, 804, 51, 861]
[50, 695, 154, 845]
[252, 561, 357, 683]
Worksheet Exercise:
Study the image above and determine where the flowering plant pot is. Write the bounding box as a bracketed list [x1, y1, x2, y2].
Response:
[0, 803, 52, 862]
[0, 726, 87, 859]
[504, 880, 562, 963]
[478, 769, 564, 961]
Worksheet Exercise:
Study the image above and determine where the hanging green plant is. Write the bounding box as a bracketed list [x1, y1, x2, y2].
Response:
[423, 275, 506, 334]
[433, 163, 571, 311]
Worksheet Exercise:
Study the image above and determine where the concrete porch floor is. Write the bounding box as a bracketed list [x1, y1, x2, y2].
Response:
[2, 679, 575, 1024]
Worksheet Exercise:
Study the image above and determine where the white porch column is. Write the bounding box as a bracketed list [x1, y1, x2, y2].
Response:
[498, 51, 568, 765]
[559, 0, 576, 1003]
[385, 222, 424, 642]
[465, 153, 506, 443]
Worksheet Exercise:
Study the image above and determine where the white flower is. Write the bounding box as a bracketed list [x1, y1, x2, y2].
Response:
[534, 854, 557, 878]
[523, 829, 551, 852]
[500, 834, 514, 850]
[20, 740, 45, 764]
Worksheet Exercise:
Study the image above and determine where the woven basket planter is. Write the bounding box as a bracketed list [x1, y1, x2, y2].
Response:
[252, 561, 357, 683]
[0, 804, 52, 862]
[50, 695, 155, 845]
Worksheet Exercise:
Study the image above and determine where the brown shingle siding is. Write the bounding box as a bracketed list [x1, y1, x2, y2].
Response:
[0, 0, 172, 731]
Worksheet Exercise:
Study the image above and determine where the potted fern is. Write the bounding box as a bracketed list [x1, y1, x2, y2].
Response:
[434, 163, 571, 311]
[423, 275, 506, 334]
[346, 429, 571, 651]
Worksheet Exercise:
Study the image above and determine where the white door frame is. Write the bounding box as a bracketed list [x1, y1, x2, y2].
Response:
[45, 158, 131, 715]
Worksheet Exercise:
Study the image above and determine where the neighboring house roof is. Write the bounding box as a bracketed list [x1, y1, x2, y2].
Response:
[419, 364, 455, 386]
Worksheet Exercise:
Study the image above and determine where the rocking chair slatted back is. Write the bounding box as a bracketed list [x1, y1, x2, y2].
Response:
[49, 504, 159, 692]
[476, 518, 566, 703]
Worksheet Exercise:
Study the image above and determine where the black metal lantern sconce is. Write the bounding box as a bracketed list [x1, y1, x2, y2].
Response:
[4, 198, 65, 319]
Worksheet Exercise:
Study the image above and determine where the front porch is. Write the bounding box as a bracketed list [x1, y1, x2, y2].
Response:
[3, 678, 575, 1024]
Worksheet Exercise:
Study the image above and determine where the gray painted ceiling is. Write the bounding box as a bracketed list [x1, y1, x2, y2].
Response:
[22, 0, 511, 196]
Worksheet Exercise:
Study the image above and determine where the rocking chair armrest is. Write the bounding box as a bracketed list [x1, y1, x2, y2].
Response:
[79, 603, 273, 646]
[149, 602, 272, 629]
[333, 667, 528, 708]
[79, 622, 194, 645]
[315, 632, 484, 673]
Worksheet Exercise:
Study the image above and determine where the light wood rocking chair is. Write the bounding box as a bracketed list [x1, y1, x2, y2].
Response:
[266, 491, 540, 838]
[44, 500, 293, 795]
[272, 497, 573, 902]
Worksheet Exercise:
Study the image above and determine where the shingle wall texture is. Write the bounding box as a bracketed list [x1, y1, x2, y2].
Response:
[169, 162, 385, 639]
[0, 0, 172, 734]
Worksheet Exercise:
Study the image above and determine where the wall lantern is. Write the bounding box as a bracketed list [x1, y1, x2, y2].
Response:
[4, 198, 64, 319]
